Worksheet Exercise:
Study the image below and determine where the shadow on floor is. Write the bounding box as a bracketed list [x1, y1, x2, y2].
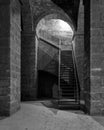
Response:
[92, 116, 104, 127]
[0, 117, 6, 120]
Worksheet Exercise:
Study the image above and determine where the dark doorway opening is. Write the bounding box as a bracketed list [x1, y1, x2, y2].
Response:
[38, 70, 58, 99]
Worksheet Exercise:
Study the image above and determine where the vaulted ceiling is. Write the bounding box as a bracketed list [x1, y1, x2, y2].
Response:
[51, 0, 80, 27]
[21, 0, 81, 31]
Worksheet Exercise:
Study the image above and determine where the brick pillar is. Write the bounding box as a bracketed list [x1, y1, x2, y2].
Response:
[74, 0, 84, 101]
[21, 31, 38, 101]
[83, 0, 90, 114]
[10, 0, 21, 115]
[84, 0, 104, 115]
[90, 0, 104, 115]
[0, 0, 21, 116]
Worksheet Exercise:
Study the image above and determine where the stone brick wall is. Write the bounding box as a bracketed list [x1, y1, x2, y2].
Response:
[90, 0, 104, 115]
[84, 0, 90, 114]
[21, 31, 37, 101]
[0, 0, 21, 116]
[0, 3, 10, 116]
[38, 38, 59, 76]
[74, 0, 84, 101]
[10, 0, 21, 114]
[21, 0, 37, 101]
[30, 0, 72, 26]
[21, 0, 33, 32]
[84, 0, 104, 115]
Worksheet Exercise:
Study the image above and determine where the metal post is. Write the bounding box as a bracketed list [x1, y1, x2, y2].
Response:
[35, 34, 39, 99]
[71, 43, 80, 103]
[58, 40, 61, 101]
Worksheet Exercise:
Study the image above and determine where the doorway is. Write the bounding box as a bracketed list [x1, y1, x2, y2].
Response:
[36, 15, 74, 101]
[38, 70, 58, 99]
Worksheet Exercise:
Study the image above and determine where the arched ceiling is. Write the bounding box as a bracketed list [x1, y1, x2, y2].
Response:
[51, 0, 80, 27]
[21, 0, 81, 32]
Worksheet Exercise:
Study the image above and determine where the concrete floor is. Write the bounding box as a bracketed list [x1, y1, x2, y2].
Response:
[0, 101, 104, 130]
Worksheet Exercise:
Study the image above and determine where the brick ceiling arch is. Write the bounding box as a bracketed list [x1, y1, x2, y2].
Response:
[51, 0, 80, 28]
[35, 13, 75, 33]
[21, 0, 33, 31]
[36, 13, 74, 40]
[30, 0, 76, 31]
[21, 0, 76, 32]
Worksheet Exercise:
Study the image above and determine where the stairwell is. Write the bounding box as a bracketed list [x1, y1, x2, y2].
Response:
[57, 50, 80, 110]
[38, 38, 80, 110]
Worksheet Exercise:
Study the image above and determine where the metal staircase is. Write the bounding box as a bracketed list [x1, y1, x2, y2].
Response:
[57, 50, 80, 109]
[37, 37, 80, 110]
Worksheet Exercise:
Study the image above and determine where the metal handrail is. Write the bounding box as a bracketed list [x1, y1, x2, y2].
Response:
[58, 40, 61, 102]
[71, 44, 80, 104]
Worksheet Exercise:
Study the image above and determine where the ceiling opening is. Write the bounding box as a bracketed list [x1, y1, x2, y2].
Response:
[37, 18, 74, 43]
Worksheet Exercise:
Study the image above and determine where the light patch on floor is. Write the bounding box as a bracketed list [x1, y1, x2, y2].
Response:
[0, 101, 104, 130]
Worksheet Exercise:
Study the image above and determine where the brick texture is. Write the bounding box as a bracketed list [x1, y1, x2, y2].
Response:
[10, 0, 21, 114]
[38, 38, 59, 75]
[21, 31, 37, 101]
[0, 3, 10, 116]
[90, 0, 104, 115]
[83, 0, 90, 114]
[0, 0, 21, 116]
[84, 0, 104, 115]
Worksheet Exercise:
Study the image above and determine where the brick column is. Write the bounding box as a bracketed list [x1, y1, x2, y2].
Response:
[21, 31, 37, 101]
[90, 0, 104, 115]
[0, 0, 21, 116]
[10, 0, 21, 115]
[84, 0, 104, 115]
[83, 0, 90, 114]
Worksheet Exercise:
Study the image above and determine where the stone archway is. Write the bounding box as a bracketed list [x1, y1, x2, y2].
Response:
[21, 0, 76, 101]
[35, 13, 75, 100]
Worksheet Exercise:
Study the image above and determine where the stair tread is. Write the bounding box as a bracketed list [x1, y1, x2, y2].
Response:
[58, 51, 79, 103]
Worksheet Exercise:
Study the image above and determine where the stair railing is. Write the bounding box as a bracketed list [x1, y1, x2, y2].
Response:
[58, 40, 61, 102]
[71, 43, 80, 104]
[39, 37, 60, 49]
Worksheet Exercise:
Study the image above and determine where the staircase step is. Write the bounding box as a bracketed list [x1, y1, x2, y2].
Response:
[58, 104, 80, 110]
[61, 91, 75, 93]
[61, 89, 75, 91]
[60, 84, 73, 86]
[60, 86, 75, 88]
[61, 94, 75, 96]
[58, 50, 79, 102]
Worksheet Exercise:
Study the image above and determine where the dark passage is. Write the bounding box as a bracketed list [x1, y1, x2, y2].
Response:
[38, 70, 58, 99]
